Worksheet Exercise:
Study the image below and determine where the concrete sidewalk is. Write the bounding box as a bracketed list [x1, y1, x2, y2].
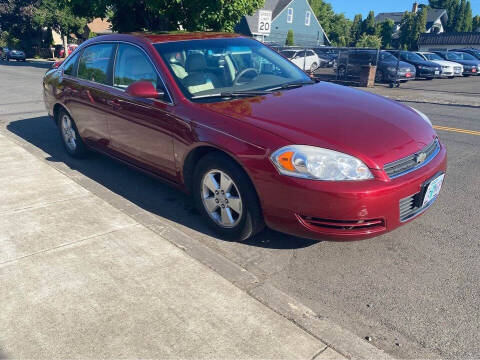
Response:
[0, 132, 339, 359]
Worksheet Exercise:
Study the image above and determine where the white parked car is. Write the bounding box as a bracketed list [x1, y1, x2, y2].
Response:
[281, 49, 319, 72]
[416, 52, 463, 78]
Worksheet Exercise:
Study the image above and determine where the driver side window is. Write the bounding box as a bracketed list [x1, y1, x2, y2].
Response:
[114, 44, 158, 90]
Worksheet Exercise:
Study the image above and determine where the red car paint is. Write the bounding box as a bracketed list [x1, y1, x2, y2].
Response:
[43, 33, 447, 241]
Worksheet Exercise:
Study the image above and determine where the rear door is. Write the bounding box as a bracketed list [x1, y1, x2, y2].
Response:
[105, 43, 177, 180]
[66, 43, 116, 148]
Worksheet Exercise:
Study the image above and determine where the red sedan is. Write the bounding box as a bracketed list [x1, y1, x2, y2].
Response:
[43, 33, 447, 241]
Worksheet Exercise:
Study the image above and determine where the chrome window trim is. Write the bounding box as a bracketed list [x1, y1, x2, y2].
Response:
[385, 139, 441, 179]
[64, 40, 174, 106]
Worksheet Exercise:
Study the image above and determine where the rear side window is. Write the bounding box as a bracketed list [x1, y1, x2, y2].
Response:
[63, 52, 79, 76]
[113, 44, 158, 89]
[78, 43, 115, 85]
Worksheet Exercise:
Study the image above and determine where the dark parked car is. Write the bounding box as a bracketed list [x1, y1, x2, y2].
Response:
[387, 50, 441, 79]
[337, 49, 415, 86]
[433, 51, 479, 76]
[0, 47, 10, 60]
[43, 33, 446, 241]
[4, 49, 26, 61]
[456, 48, 480, 60]
[313, 48, 338, 68]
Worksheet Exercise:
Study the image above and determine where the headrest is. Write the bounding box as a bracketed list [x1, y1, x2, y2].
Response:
[185, 53, 207, 72]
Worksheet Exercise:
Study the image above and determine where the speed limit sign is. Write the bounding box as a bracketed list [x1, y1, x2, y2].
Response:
[257, 10, 272, 34]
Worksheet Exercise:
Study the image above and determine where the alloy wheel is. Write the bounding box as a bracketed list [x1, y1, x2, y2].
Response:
[201, 169, 243, 228]
[61, 114, 77, 152]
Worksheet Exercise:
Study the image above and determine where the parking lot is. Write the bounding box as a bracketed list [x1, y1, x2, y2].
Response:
[1, 61, 479, 359]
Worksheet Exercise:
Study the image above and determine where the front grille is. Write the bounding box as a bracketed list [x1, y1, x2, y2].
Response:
[384, 139, 440, 179]
[300, 216, 386, 231]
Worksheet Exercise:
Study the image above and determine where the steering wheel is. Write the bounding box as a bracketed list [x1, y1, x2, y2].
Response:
[233, 68, 259, 86]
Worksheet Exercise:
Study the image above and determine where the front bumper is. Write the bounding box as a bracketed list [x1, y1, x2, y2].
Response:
[418, 68, 441, 78]
[256, 142, 447, 241]
[8, 54, 26, 60]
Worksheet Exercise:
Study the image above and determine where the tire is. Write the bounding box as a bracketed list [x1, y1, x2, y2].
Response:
[193, 152, 264, 241]
[57, 109, 87, 158]
[338, 66, 346, 79]
[375, 69, 385, 83]
[310, 62, 318, 73]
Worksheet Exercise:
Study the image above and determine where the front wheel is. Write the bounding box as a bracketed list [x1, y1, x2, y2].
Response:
[310, 62, 318, 73]
[193, 153, 264, 241]
[58, 109, 87, 157]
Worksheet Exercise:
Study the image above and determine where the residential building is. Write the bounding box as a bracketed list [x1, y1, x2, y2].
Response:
[375, 2, 448, 38]
[418, 32, 480, 51]
[235, 0, 329, 47]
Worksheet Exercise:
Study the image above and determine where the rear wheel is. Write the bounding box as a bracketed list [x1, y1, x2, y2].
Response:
[375, 69, 385, 83]
[310, 62, 318, 73]
[193, 152, 264, 241]
[57, 109, 87, 157]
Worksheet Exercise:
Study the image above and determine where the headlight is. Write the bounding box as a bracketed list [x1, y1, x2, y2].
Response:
[387, 66, 397, 72]
[270, 145, 373, 181]
[410, 107, 433, 127]
[418, 65, 423, 69]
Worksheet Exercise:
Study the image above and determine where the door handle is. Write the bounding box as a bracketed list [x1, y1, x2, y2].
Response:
[107, 99, 121, 110]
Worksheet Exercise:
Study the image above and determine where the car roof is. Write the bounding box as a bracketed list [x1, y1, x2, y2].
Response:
[130, 32, 243, 44]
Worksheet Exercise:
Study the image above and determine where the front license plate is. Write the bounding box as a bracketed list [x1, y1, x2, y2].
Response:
[435, 71, 440, 75]
[423, 174, 445, 207]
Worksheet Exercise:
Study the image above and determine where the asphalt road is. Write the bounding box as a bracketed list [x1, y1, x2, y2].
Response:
[1, 61, 479, 359]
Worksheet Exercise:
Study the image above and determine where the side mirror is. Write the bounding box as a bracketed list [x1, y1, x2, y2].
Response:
[126, 81, 164, 99]
[53, 60, 64, 69]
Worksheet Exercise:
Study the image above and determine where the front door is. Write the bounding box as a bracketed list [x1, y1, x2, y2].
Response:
[105, 43, 177, 180]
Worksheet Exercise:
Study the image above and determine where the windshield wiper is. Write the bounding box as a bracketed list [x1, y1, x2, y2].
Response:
[265, 81, 315, 92]
[191, 90, 269, 100]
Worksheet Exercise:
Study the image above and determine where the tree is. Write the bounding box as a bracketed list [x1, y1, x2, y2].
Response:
[464, 1, 473, 31]
[399, 11, 416, 49]
[473, 15, 480, 31]
[34, 0, 87, 57]
[54, 0, 265, 32]
[355, 34, 382, 48]
[350, 14, 363, 46]
[285, 29, 294, 45]
[328, 13, 351, 47]
[413, 7, 428, 48]
[454, 0, 467, 32]
[379, 19, 395, 48]
[0, 0, 42, 55]
[308, 0, 334, 34]
[362, 11, 376, 35]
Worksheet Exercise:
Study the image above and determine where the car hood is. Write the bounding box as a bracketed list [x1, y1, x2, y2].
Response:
[202, 82, 436, 169]
[431, 60, 461, 67]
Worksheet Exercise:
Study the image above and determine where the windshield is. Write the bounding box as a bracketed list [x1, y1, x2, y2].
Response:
[154, 38, 311, 101]
[454, 52, 476, 60]
[404, 52, 425, 62]
[445, 52, 461, 60]
[379, 52, 397, 61]
[280, 50, 298, 59]
[423, 53, 443, 61]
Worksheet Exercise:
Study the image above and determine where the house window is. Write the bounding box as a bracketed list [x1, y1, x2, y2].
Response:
[305, 11, 311, 26]
[287, 8, 293, 23]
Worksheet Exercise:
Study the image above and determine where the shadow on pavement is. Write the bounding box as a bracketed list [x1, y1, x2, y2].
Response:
[0, 60, 52, 69]
[6, 115, 318, 250]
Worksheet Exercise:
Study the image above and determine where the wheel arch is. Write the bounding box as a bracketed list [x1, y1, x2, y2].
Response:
[52, 103, 71, 126]
[182, 144, 264, 215]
